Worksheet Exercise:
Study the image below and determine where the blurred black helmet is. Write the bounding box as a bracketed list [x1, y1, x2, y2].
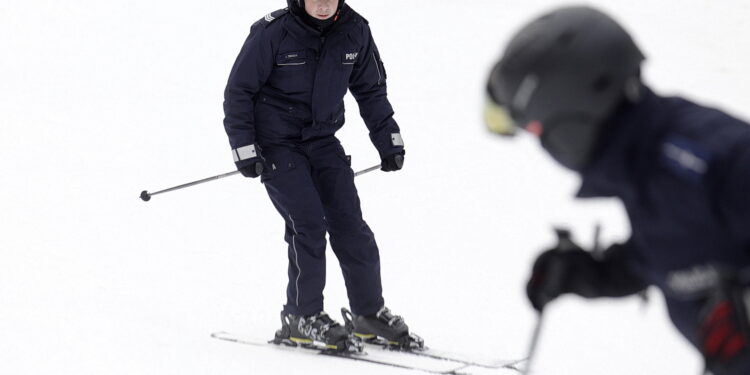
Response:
[485, 6, 644, 170]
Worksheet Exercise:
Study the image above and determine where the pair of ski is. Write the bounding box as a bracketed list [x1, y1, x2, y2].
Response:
[212, 324, 525, 375]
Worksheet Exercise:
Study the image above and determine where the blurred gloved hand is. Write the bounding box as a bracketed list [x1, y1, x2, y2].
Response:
[526, 230, 601, 311]
[238, 159, 264, 178]
[699, 283, 750, 374]
[381, 150, 405, 172]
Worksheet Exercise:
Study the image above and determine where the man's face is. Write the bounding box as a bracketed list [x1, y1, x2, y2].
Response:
[304, 0, 338, 20]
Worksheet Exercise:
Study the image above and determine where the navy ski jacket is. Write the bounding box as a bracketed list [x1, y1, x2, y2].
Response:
[223, 4, 403, 167]
[578, 87, 750, 346]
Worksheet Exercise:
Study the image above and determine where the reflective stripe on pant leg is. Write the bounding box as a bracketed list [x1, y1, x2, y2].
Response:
[288, 214, 301, 307]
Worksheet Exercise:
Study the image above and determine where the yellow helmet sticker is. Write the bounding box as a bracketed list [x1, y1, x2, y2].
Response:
[483, 95, 515, 136]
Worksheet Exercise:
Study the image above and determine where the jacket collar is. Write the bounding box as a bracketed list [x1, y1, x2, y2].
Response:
[284, 4, 355, 43]
[577, 87, 668, 199]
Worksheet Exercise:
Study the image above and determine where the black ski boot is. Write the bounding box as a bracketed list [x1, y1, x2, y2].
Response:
[271, 311, 359, 352]
[342, 307, 424, 350]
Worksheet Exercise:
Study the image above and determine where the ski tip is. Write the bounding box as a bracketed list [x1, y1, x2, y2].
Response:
[210, 331, 231, 339]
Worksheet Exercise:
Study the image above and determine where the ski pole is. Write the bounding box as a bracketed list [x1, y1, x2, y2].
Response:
[592, 222, 602, 255]
[523, 311, 545, 375]
[523, 227, 584, 375]
[140, 162, 384, 202]
[140, 170, 241, 201]
[354, 164, 381, 177]
[355, 153, 402, 176]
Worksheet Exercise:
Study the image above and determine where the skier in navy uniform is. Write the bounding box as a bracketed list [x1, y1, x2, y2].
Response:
[485, 6, 750, 375]
[223, 0, 412, 350]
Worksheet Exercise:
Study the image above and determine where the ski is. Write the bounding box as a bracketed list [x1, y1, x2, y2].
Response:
[338, 307, 525, 371]
[211, 331, 484, 374]
[360, 339, 526, 371]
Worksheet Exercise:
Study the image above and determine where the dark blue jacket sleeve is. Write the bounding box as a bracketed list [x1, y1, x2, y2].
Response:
[223, 24, 274, 159]
[718, 142, 750, 249]
[595, 241, 649, 297]
[348, 25, 403, 159]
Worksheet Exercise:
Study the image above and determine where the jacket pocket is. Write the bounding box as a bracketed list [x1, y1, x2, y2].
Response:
[372, 52, 387, 84]
[257, 94, 312, 122]
[260, 149, 297, 183]
[331, 142, 352, 167]
[276, 50, 308, 66]
[271, 50, 312, 94]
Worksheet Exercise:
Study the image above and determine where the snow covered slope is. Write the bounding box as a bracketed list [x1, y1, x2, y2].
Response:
[1, 0, 749, 374]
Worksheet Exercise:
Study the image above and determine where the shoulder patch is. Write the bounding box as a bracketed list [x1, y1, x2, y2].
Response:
[660, 134, 712, 183]
[257, 8, 288, 27]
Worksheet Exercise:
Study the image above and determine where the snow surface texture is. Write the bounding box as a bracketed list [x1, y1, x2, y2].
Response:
[2, 0, 749, 374]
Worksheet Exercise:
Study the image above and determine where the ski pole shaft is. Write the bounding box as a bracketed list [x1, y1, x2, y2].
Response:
[141, 162, 384, 202]
[522, 228, 576, 374]
[592, 222, 602, 255]
[140, 170, 240, 201]
[354, 163, 382, 177]
[523, 312, 545, 375]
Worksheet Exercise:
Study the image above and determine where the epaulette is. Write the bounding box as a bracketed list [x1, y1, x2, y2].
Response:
[258, 8, 288, 27]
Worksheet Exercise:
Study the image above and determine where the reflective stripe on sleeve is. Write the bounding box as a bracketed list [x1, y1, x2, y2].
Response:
[232, 144, 257, 162]
[391, 133, 404, 147]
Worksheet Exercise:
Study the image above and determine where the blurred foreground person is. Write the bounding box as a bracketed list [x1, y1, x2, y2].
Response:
[222, 0, 415, 351]
[485, 6, 750, 375]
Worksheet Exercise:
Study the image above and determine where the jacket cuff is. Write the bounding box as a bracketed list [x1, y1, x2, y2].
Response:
[232, 144, 258, 162]
[371, 131, 405, 159]
[232, 144, 259, 168]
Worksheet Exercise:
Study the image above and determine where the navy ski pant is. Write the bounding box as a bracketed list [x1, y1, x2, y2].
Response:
[260, 136, 384, 317]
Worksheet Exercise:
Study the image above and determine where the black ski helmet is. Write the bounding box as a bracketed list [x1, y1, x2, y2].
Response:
[485, 6, 645, 170]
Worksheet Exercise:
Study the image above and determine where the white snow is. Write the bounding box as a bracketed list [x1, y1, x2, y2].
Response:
[1, 0, 749, 374]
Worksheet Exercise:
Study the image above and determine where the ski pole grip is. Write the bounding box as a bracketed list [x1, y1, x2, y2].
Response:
[553, 227, 576, 252]
[538, 227, 575, 310]
[394, 154, 404, 169]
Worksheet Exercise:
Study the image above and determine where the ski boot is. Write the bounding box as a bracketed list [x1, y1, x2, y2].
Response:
[342, 307, 424, 350]
[271, 311, 362, 352]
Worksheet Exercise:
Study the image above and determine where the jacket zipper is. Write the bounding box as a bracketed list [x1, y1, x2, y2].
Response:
[311, 36, 326, 125]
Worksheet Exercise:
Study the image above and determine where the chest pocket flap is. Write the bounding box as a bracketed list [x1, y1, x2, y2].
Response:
[276, 50, 307, 66]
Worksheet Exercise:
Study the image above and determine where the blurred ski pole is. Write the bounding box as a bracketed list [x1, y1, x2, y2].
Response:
[591, 222, 602, 255]
[522, 226, 601, 375]
[140, 162, 383, 202]
[523, 311, 545, 375]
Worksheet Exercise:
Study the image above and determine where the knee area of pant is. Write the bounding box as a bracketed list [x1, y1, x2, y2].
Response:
[326, 218, 369, 233]
[290, 217, 327, 235]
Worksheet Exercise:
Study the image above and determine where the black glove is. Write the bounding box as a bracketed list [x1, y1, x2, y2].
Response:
[238, 159, 264, 178]
[698, 282, 750, 374]
[526, 229, 601, 311]
[381, 150, 405, 172]
[527, 232, 647, 312]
